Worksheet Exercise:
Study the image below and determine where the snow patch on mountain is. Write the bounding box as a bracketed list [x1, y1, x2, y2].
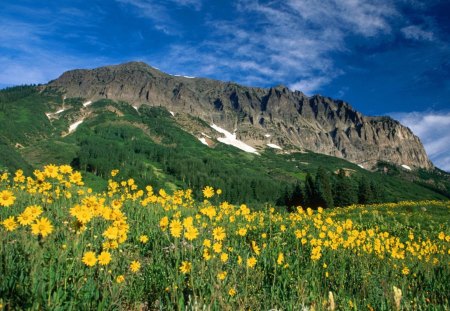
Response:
[401, 164, 412, 171]
[169, 111, 175, 116]
[83, 101, 92, 107]
[267, 143, 282, 150]
[210, 124, 259, 155]
[199, 137, 209, 146]
[69, 120, 84, 133]
[173, 74, 195, 79]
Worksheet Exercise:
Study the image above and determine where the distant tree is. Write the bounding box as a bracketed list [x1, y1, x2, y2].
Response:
[370, 180, 386, 203]
[315, 167, 334, 208]
[358, 176, 373, 204]
[333, 169, 358, 207]
[290, 181, 304, 207]
[303, 173, 315, 208]
[279, 181, 303, 210]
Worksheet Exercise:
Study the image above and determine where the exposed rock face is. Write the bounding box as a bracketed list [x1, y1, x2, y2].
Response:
[48, 61, 433, 169]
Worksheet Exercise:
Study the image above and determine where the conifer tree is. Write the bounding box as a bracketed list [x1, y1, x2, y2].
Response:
[334, 169, 357, 207]
[315, 167, 334, 208]
[303, 173, 315, 208]
[370, 180, 385, 203]
[358, 176, 373, 204]
[288, 181, 304, 209]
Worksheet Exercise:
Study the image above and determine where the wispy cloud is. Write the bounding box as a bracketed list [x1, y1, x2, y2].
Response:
[0, 4, 111, 87]
[392, 111, 450, 171]
[116, 0, 202, 35]
[143, 0, 399, 94]
[285, 0, 396, 36]
[401, 25, 434, 41]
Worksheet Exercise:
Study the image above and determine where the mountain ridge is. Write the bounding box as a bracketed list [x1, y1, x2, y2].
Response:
[47, 61, 433, 170]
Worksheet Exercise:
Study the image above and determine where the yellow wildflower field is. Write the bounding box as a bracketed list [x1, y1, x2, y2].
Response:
[0, 165, 449, 310]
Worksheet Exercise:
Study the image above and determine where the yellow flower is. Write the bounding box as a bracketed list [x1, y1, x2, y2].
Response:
[183, 216, 194, 228]
[111, 169, 119, 177]
[216, 189, 222, 195]
[251, 241, 260, 255]
[247, 257, 257, 269]
[184, 226, 199, 241]
[237, 228, 247, 236]
[203, 239, 211, 248]
[0, 190, 15, 207]
[69, 171, 83, 185]
[82, 251, 97, 267]
[438, 232, 445, 240]
[402, 267, 410, 275]
[2, 216, 18, 231]
[212, 242, 222, 253]
[31, 217, 53, 237]
[179, 261, 192, 274]
[203, 248, 211, 261]
[116, 275, 125, 283]
[228, 288, 236, 297]
[59, 165, 73, 174]
[277, 252, 284, 265]
[217, 271, 227, 280]
[159, 216, 169, 231]
[25, 205, 43, 219]
[13, 170, 25, 183]
[98, 251, 112, 265]
[169, 219, 183, 238]
[202, 186, 215, 198]
[213, 226, 226, 241]
[43, 164, 59, 178]
[130, 260, 141, 273]
[220, 252, 229, 263]
[1, 172, 8, 181]
[237, 256, 242, 265]
[139, 235, 149, 243]
[103, 226, 119, 240]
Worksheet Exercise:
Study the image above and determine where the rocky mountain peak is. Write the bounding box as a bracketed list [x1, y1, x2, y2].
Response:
[47, 61, 434, 170]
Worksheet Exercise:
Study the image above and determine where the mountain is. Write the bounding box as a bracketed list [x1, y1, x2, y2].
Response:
[1, 82, 449, 205]
[47, 61, 433, 170]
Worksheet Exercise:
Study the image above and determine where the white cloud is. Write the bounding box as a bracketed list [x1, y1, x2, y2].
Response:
[286, 0, 396, 36]
[289, 77, 333, 95]
[392, 111, 450, 171]
[116, 0, 203, 35]
[401, 25, 434, 41]
[145, 0, 399, 93]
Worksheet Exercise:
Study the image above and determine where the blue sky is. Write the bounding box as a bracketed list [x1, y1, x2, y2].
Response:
[1, 0, 449, 170]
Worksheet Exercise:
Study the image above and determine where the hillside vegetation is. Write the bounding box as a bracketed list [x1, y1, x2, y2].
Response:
[1, 86, 450, 207]
[0, 165, 449, 310]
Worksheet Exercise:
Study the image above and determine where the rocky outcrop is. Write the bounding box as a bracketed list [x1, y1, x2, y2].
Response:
[47, 61, 433, 169]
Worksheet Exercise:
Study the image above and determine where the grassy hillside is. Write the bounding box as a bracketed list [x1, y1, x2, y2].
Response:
[1, 85, 449, 206]
[1, 166, 449, 309]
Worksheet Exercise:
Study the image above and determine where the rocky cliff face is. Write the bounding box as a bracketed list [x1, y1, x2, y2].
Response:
[47, 61, 433, 170]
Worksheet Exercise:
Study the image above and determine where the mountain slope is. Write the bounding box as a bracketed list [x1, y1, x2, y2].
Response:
[47, 61, 433, 170]
[1, 85, 449, 205]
